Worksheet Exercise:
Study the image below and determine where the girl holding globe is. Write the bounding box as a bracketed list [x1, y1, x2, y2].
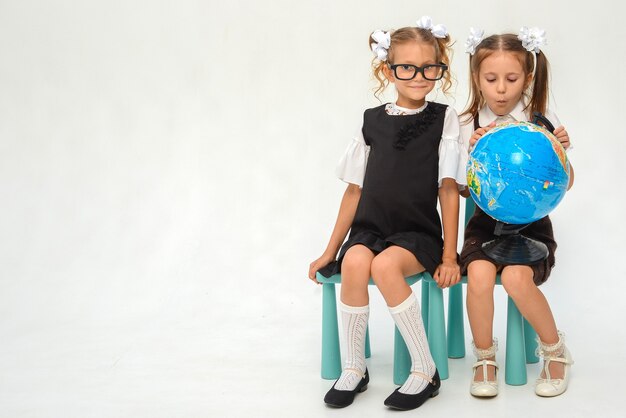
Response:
[459, 28, 575, 398]
[308, 17, 466, 410]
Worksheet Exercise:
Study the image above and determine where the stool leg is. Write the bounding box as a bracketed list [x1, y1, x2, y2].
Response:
[421, 280, 430, 335]
[523, 318, 539, 364]
[321, 283, 341, 380]
[505, 296, 527, 385]
[393, 326, 411, 385]
[427, 281, 449, 380]
[365, 325, 371, 359]
[447, 283, 465, 358]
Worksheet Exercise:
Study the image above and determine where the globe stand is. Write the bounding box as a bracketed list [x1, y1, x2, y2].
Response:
[481, 221, 548, 265]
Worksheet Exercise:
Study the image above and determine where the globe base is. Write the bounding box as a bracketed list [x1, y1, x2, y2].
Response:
[482, 234, 549, 265]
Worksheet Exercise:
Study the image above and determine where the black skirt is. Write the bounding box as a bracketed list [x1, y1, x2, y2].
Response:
[459, 205, 557, 285]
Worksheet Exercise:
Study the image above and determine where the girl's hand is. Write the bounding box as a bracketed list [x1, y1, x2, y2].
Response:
[308, 253, 335, 284]
[433, 258, 461, 288]
[469, 122, 496, 149]
[553, 126, 571, 150]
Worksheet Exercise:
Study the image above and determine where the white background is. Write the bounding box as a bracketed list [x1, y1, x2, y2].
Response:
[1, 0, 625, 416]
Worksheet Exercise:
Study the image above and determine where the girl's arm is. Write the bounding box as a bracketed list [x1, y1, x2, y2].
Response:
[459, 118, 496, 198]
[553, 125, 575, 190]
[433, 178, 461, 288]
[567, 164, 575, 189]
[308, 183, 361, 283]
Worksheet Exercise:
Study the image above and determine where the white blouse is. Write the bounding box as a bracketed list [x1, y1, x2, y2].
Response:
[336, 103, 467, 188]
[459, 101, 569, 153]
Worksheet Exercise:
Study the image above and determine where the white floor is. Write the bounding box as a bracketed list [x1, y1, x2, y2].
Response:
[1, 275, 624, 418]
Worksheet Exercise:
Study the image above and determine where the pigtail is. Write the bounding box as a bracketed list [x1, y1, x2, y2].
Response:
[460, 39, 492, 124]
[371, 62, 389, 100]
[370, 34, 389, 100]
[528, 51, 550, 116]
[435, 36, 454, 95]
[460, 62, 482, 124]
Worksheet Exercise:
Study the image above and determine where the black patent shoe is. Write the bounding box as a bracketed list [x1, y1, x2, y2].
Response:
[323, 369, 369, 408]
[384, 369, 440, 410]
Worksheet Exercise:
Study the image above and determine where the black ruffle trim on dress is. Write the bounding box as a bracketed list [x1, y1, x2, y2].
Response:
[394, 104, 443, 150]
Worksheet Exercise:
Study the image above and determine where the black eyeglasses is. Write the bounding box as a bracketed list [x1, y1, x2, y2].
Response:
[388, 63, 448, 81]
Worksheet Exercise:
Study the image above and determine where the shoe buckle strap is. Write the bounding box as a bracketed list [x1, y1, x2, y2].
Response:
[343, 367, 365, 379]
[472, 359, 498, 382]
[472, 359, 499, 369]
[409, 370, 434, 385]
[541, 356, 572, 381]
[544, 356, 573, 365]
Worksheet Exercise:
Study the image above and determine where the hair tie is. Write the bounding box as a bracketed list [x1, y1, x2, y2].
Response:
[416, 16, 448, 38]
[370, 30, 391, 61]
[518, 27, 547, 53]
[465, 27, 484, 55]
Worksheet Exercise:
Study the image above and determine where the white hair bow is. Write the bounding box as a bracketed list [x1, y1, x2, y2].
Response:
[518, 27, 547, 53]
[416, 16, 448, 38]
[465, 27, 484, 55]
[371, 30, 391, 61]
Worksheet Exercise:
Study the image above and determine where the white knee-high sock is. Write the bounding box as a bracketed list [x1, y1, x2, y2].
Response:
[334, 301, 369, 391]
[389, 292, 436, 394]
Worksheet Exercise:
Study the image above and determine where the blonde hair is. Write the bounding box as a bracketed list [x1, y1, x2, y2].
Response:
[370, 27, 454, 99]
[461, 33, 550, 122]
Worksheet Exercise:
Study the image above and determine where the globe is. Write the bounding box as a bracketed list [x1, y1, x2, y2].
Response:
[467, 121, 570, 225]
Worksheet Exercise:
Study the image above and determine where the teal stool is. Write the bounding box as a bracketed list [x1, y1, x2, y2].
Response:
[317, 271, 450, 385]
[448, 199, 539, 385]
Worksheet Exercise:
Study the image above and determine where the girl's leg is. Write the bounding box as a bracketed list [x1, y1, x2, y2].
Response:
[370, 246, 422, 307]
[466, 260, 498, 384]
[500, 266, 564, 380]
[370, 247, 436, 396]
[332, 245, 374, 392]
[340, 245, 374, 306]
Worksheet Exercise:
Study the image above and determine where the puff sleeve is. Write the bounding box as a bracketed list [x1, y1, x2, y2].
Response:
[335, 128, 371, 188]
[438, 106, 467, 187]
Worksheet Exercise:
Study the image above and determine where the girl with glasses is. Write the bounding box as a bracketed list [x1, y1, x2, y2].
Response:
[308, 17, 466, 410]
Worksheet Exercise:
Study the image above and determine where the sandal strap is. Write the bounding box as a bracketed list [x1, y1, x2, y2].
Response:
[472, 359, 499, 370]
[543, 356, 573, 365]
[343, 368, 365, 379]
[409, 370, 434, 384]
[540, 351, 573, 380]
[472, 359, 498, 383]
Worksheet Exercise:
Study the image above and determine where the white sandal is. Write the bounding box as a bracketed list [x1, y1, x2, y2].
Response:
[535, 331, 574, 397]
[470, 340, 499, 397]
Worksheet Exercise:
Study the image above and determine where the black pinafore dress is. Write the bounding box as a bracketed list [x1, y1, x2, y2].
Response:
[459, 116, 557, 285]
[319, 102, 448, 277]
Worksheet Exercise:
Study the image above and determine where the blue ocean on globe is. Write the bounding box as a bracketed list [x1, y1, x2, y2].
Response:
[467, 121, 570, 225]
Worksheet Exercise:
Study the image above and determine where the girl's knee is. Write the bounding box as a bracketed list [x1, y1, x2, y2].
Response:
[501, 267, 534, 295]
[466, 261, 497, 295]
[341, 251, 370, 275]
[370, 253, 400, 283]
[467, 276, 496, 296]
